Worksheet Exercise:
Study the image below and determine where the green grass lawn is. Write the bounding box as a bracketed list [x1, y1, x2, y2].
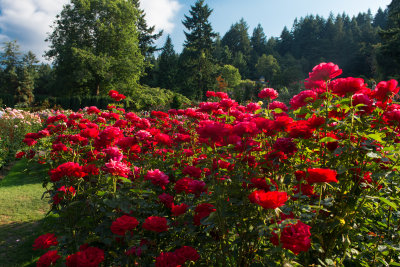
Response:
[0, 159, 57, 267]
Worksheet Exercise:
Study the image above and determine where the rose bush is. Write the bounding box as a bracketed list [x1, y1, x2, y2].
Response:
[21, 69, 400, 266]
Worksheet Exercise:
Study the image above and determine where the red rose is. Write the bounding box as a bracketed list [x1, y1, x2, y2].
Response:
[372, 79, 399, 101]
[248, 190, 288, 209]
[155, 252, 180, 267]
[175, 246, 200, 264]
[23, 138, 37, 146]
[330, 77, 366, 97]
[288, 120, 314, 139]
[258, 88, 279, 100]
[171, 203, 189, 216]
[193, 203, 216, 226]
[67, 247, 105, 267]
[144, 169, 170, 188]
[289, 90, 317, 110]
[233, 121, 259, 137]
[271, 220, 311, 255]
[111, 215, 139, 236]
[158, 193, 174, 208]
[308, 62, 342, 81]
[33, 233, 58, 250]
[182, 166, 202, 178]
[15, 151, 25, 159]
[307, 168, 338, 184]
[142, 216, 168, 232]
[36, 250, 60, 267]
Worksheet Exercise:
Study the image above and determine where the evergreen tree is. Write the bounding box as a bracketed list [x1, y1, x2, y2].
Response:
[183, 0, 216, 53]
[158, 35, 178, 90]
[46, 0, 145, 96]
[250, 24, 268, 57]
[249, 24, 267, 79]
[180, 0, 217, 100]
[221, 18, 251, 77]
[373, 8, 389, 29]
[378, 0, 400, 78]
[130, 0, 163, 59]
[278, 26, 293, 56]
[0, 41, 21, 96]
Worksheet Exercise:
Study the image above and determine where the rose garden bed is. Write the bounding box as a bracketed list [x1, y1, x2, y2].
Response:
[18, 63, 400, 266]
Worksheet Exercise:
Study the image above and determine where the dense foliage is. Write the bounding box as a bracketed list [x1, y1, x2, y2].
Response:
[0, 108, 43, 167]
[45, 0, 145, 96]
[22, 62, 400, 266]
[1, 1, 399, 109]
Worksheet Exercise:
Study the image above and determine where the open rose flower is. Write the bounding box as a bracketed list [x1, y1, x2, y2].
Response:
[142, 216, 168, 232]
[271, 220, 312, 255]
[306, 168, 338, 184]
[111, 215, 139, 236]
[248, 190, 288, 209]
[36, 250, 61, 267]
[33, 233, 58, 250]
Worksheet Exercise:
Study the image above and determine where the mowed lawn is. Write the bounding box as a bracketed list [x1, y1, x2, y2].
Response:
[0, 159, 57, 267]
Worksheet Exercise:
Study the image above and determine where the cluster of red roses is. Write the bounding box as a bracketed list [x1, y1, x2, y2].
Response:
[23, 62, 400, 265]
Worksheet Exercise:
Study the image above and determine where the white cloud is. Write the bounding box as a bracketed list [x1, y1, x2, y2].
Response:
[0, 0, 69, 61]
[0, 0, 181, 61]
[139, 0, 182, 34]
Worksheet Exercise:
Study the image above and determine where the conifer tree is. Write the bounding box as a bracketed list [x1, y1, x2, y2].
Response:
[180, 0, 217, 100]
[378, 0, 400, 78]
[158, 35, 178, 91]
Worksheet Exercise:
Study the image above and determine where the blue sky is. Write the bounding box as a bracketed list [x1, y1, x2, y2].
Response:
[0, 0, 392, 62]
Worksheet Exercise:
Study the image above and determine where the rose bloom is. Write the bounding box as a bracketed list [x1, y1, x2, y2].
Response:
[171, 203, 189, 216]
[182, 166, 202, 178]
[248, 190, 288, 209]
[258, 88, 279, 100]
[307, 168, 338, 184]
[158, 193, 174, 208]
[142, 216, 169, 232]
[155, 252, 180, 267]
[66, 246, 105, 267]
[36, 250, 61, 267]
[330, 77, 366, 97]
[33, 233, 58, 250]
[269, 101, 288, 112]
[288, 120, 314, 139]
[308, 62, 342, 81]
[372, 79, 399, 102]
[271, 220, 312, 255]
[111, 215, 139, 236]
[233, 121, 259, 137]
[175, 246, 200, 264]
[144, 169, 170, 188]
[289, 90, 317, 110]
[103, 146, 124, 161]
[193, 203, 216, 226]
[273, 138, 297, 155]
[103, 159, 130, 177]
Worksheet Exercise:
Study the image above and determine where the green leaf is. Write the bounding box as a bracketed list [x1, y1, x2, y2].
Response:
[319, 137, 337, 143]
[368, 133, 384, 143]
[379, 197, 398, 210]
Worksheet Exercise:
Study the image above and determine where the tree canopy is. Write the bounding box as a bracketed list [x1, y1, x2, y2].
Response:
[46, 0, 145, 96]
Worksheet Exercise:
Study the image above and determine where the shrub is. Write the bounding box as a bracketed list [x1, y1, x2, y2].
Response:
[24, 64, 400, 266]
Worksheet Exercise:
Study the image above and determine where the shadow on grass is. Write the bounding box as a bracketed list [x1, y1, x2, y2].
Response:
[0, 159, 49, 188]
[0, 215, 59, 267]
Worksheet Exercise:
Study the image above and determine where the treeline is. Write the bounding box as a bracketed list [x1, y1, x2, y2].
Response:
[145, 2, 398, 102]
[0, 0, 399, 108]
